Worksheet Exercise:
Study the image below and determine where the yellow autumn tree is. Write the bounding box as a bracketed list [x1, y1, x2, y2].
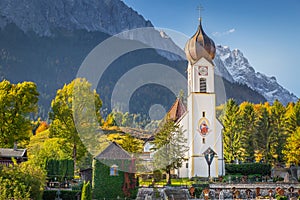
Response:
[283, 127, 300, 166]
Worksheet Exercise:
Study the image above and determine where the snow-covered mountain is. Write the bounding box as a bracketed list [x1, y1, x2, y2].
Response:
[214, 45, 298, 104]
[0, 0, 297, 104]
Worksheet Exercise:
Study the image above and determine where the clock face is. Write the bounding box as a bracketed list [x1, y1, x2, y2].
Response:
[198, 66, 208, 76]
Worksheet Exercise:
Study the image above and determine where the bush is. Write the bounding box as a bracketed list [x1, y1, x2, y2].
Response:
[153, 170, 162, 182]
[225, 163, 271, 175]
[0, 161, 45, 200]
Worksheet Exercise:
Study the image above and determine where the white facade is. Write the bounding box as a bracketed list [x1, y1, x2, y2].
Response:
[177, 57, 224, 178]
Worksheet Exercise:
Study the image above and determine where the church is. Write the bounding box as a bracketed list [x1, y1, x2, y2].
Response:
[168, 19, 225, 179]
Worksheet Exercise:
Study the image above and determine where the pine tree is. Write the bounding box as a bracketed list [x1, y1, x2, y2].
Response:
[254, 104, 272, 163]
[151, 120, 188, 185]
[283, 127, 300, 166]
[239, 102, 257, 162]
[294, 100, 300, 126]
[285, 102, 297, 135]
[269, 100, 287, 163]
[220, 99, 242, 163]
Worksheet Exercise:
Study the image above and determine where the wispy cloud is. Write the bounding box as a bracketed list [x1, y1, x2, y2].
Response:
[212, 28, 236, 37]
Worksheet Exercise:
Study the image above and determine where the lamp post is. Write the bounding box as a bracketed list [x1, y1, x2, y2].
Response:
[203, 147, 216, 180]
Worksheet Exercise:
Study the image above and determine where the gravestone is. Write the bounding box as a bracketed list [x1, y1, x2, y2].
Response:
[290, 165, 298, 182]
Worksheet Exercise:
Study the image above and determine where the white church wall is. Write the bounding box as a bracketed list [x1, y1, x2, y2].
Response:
[186, 91, 224, 178]
[177, 114, 189, 178]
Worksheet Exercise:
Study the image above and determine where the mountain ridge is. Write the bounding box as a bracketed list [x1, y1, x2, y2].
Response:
[214, 45, 298, 104]
[0, 0, 296, 119]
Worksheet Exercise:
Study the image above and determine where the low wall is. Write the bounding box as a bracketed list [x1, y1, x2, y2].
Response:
[210, 183, 300, 199]
[210, 183, 300, 190]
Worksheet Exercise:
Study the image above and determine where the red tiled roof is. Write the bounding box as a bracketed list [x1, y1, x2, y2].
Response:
[167, 98, 187, 122]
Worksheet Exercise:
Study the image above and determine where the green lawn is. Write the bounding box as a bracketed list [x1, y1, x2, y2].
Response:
[139, 178, 208, 187]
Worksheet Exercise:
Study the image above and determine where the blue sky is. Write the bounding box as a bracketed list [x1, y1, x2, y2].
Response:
[123, 0, 300, 98]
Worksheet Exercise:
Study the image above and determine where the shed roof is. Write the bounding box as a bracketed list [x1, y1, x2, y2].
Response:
[0, 148, 27, 158]
[95, 142, 132, 160]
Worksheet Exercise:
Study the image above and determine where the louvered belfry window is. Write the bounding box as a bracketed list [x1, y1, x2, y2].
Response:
[200, 78, 207, 93]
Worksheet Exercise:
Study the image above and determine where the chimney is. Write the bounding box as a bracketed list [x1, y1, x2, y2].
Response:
[13, 142, 17, 151]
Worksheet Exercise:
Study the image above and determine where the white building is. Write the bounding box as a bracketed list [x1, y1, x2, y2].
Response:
[170, 19, 225, 178]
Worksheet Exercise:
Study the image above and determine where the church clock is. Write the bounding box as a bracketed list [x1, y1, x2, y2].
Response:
[198, 66, 208, 76]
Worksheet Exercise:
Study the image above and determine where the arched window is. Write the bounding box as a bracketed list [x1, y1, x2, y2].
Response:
[200, 78, 207, 93]
[110, 164, 119, 176]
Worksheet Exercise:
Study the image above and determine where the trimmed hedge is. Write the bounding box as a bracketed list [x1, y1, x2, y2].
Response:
[225, 163, 271, 175]
[46, 159, 74, 181]
[43, 190, 80, 200]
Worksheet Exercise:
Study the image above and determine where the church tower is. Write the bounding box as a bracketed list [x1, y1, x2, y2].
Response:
[178, 19, 224, 178]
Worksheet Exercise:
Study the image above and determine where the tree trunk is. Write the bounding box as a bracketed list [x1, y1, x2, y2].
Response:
[73, 143, 77, 173]
[166, 169, 172, 185]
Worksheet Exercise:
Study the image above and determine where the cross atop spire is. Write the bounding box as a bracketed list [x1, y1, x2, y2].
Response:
[197, 5, 204, 23]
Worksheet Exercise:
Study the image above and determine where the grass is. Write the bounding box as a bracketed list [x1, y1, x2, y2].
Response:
[139, 178, 208, 187]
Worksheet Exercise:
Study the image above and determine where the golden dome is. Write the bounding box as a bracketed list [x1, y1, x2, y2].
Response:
[185, 20, 216, 64]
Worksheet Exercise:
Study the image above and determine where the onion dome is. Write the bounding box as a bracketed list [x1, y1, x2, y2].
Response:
[185, 20, 216, 64]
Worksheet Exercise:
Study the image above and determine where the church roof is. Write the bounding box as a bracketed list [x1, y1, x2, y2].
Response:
[185, 19, 216, 64]
[167, 98, 187, 122]
[95, 142, 132, 160]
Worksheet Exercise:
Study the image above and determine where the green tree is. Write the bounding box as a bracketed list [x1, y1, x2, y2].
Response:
[119, 133, 144, 153]
[81, 181, 92, 200]
[0, 80, 39, 147]
[220, 99, 242, 163]
[27, 129, 72, 169]
[269, 100, 287, 163]
[151, 120, 188, 185]
[49, 78, 102, 171]
[294, 100, 300, 126]
[0, 161, 45, 200]
[122, 112, 134, 127]
[103, 113, 116, 127]
[107, 133, 144, 153]
[283, 127, 300, 165]
[239, 102, 257, 162]
[112, 110, 123, 126]
[254, 103, 272, 163]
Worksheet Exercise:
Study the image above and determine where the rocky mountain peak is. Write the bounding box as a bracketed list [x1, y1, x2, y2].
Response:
[0, 0, 297, 105]
[0, 0, 153, 36]
[215, 45, 298, 104]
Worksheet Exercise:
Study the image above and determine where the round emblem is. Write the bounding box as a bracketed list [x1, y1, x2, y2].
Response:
[197, 118, 210, 136]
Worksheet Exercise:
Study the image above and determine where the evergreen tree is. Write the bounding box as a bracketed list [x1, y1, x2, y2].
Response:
[283, 127, 300, 166]
[239, 102, 257, 162]
[220, 99, 242, 163]
[285, 102, 297, 135]
[254, 104, 272, 163]
[269, 100, 287, 163]
[151, 120, 188, 185]
[294, 100, 300, 126]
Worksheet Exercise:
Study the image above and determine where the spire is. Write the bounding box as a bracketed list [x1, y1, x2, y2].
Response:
[197, 5, 204, 24]
[184, 17, 216, 64]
